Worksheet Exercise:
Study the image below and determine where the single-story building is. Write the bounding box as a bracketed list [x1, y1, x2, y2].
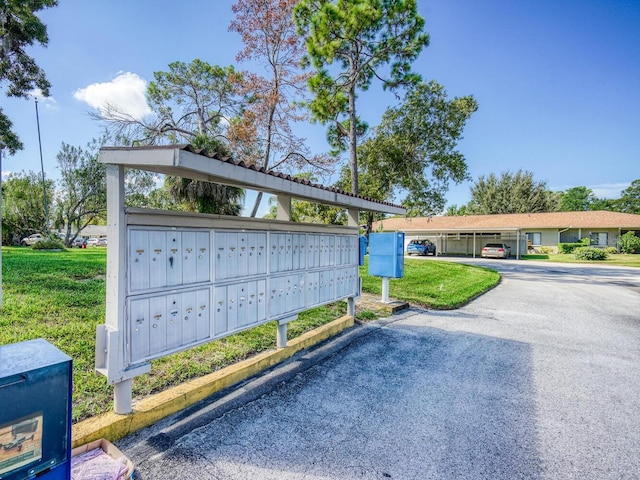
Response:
[373, 211, 640, 259]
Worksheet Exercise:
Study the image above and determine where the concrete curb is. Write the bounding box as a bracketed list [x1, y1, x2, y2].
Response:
[72, 315, 355, 448]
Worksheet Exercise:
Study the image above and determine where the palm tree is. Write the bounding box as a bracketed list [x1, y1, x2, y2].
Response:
[165, 135, 244, 215]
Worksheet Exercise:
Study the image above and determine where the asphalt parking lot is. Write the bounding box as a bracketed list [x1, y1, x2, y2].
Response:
[119, 260, 640, 479]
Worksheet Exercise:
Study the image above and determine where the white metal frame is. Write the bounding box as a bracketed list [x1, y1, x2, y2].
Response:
[95, 147, 404, 413]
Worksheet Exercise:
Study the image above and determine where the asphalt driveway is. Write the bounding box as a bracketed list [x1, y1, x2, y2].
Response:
[119, 260, 640, 479]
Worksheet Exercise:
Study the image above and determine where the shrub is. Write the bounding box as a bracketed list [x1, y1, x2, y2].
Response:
[538, 246, 556, 254]
[574, 247, 607, 261]
[32, 236, 67, 250]
[558, 243, 583, 254]
[605, 247, 618, 255]
[618, 231, 640, 254]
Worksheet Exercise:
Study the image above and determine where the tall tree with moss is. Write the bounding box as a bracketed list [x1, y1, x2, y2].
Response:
[164, 135, 244, 215]
[294, 0, 429, 195]
[0, 0, 57, 154]
[97, 59, 246, 214]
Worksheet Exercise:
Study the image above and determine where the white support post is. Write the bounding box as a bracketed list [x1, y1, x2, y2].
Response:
[105, 164, 132, 413]
[347, 297, 356, 317]
[277, 322, 287, 348]
[381, 277, 390, 303]
[347, 208, 359, 228]
[114, 379, 132, 415]
[473, 232, 476, 258]
[276, 194, 292, 221]
[347, 207, 359, 315]
[277, 315, 297, 348]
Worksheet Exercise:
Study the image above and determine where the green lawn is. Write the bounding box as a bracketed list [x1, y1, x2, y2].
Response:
[361, 257, 500, 309]
[521, 253, 640, 267]
[1, 247, 499, 421]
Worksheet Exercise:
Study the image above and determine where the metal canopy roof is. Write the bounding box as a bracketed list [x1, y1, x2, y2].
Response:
[99, 145, 405, 215]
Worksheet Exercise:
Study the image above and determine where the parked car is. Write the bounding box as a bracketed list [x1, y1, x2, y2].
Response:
[72, 237, 87, 248]
[96, 237, 107, 247]
[86, 237, 99, 247]
[406, 239, 437, 256]
[481, 243, 511, 258]
[21, 233, 45, 246]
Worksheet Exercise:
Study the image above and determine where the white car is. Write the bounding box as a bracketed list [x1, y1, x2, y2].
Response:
[86, 237, 99, 247]
[21, 233, 45, 246]
[481, 243, 511, 259]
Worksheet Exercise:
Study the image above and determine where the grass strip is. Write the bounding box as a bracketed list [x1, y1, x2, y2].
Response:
[361, 257, 499, 309]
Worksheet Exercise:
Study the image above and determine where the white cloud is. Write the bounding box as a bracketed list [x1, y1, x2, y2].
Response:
[29, 88, 57, 109]
[74, 72, 152, 120]
[590, 182, 629, 199]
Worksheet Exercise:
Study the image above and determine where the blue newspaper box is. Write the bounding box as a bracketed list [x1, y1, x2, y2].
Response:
[358, 236, 368, 266]
[0, 339, 72, 480]
[368, 232, 405, 278]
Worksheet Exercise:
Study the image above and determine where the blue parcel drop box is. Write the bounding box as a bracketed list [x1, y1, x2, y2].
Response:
[368, 232, 405, 278]
[0, 339, 72, 480]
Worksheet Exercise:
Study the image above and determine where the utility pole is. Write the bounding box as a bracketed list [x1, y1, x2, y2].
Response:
[35, 98, 50, 231]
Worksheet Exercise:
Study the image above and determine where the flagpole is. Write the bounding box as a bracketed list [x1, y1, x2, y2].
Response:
[35, 98, 50, 231]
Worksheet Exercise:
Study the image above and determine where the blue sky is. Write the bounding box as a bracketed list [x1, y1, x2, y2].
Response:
[2, 0, 639, 213]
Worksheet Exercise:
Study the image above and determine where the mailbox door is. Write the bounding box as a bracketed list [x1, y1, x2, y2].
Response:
[149, 230, 167, 289]
[237, 283, 248, 328]
[129, 297, 150, 363]
[129, 230, 149, 291]
[214, 286, 227, 335]
[181, 289, 197, 345]
[182, 232, 197, 285]
[214, 231, 229, 280]
[196, 288, 211, 341]
[237, 233, 249, 278]
[149, 295, 167, 356]
[227, 283, 238, 331]
[165, 293, 182, 349]
[196, 231, 210, 283]
[166, 231, 183, 286]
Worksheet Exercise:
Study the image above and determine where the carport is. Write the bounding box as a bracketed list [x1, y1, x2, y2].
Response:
[429, 228, 524, 259]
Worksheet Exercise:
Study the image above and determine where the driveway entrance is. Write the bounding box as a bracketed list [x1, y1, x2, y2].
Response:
[119, 261, 640, 479]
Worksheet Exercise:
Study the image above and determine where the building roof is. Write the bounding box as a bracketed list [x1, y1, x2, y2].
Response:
[374, 211, 640, 232]
[99, 145, 405, 215]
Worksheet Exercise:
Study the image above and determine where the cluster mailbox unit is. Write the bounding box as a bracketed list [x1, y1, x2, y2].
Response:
[122, 226, 360, 367]
[94, 145, 405, 413]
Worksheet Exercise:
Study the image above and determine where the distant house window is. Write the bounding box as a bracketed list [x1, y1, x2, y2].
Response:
[592, 232, 608, 246]
[527, 232, 542, 246]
